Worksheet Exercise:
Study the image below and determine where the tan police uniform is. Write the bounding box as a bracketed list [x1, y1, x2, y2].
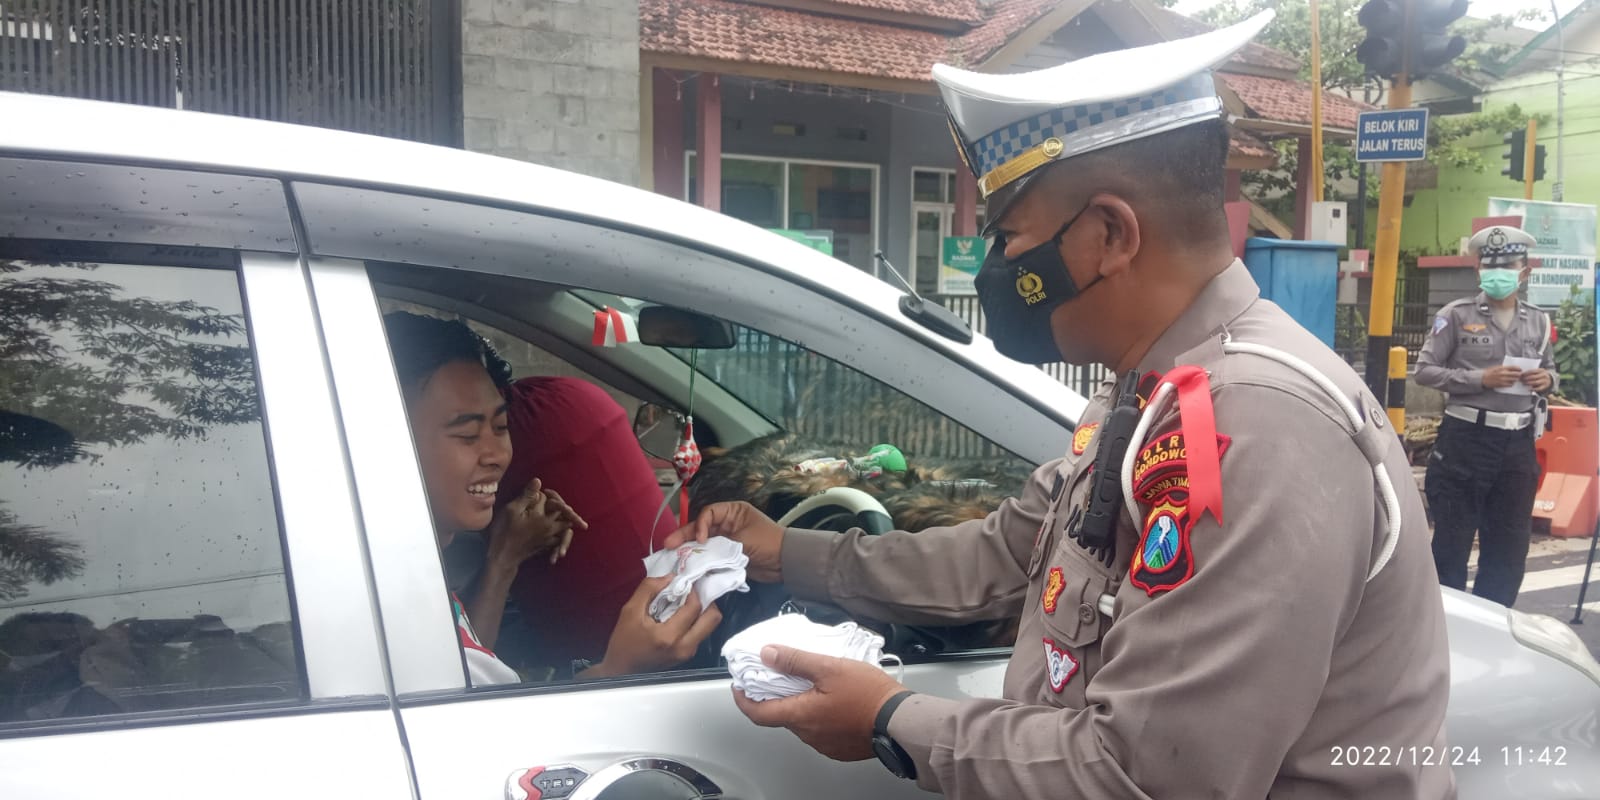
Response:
[776, 10, 1452, 799]
[782, 262, 1452, 799]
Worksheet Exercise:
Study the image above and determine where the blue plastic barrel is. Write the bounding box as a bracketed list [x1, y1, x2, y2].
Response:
[1242, 238, 1340, 347]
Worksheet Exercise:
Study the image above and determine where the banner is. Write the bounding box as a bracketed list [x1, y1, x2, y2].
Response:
[769, 229, 834, 257]
[1486, 198, 1598, 308]
[939, 236, 986, 295]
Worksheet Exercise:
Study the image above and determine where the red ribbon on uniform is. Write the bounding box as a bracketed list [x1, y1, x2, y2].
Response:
[1163, 365, 1224, 526]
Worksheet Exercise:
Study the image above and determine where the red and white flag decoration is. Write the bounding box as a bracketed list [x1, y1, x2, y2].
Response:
[592, 306, 639, 348]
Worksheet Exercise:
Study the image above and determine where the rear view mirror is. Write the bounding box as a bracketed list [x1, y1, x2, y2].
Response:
[636, 306, 736, 350]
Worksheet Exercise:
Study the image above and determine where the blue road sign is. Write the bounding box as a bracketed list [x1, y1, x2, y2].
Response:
[1355, 108, 1430, 163]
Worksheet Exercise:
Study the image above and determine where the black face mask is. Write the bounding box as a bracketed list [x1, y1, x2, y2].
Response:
[975, 204, 1102, 364]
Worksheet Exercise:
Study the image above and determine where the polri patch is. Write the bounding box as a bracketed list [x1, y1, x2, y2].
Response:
[1072, 423, 1099, 456]
[1042, 566, 1066, 614]
[1431, 316, 1449, 336]
[1043, 637, 1079, 693]
[1128, 432, 1230, 597]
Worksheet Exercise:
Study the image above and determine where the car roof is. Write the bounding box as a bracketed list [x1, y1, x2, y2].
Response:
[0, 90, 1088, 422]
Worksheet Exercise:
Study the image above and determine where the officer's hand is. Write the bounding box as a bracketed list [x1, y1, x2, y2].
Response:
[664, 502, 783, 583]
[731, 645, 907, 762]
[1482, 365, 1523, 389]
[1521, 368, 1554, 393]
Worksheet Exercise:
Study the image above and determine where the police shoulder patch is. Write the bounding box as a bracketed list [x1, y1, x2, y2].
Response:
[1431, 316, 1449, 336]
[1128, 431, 1232, 598]
[1042, 566, 1066, 614]
[1043, 637, 1079, 693]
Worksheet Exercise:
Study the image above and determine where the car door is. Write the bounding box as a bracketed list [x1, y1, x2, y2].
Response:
[290, 179, 1079, 800]
[0, 157, 413, 798]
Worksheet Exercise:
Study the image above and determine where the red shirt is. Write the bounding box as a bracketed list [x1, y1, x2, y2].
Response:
[496, 377, 675, 666]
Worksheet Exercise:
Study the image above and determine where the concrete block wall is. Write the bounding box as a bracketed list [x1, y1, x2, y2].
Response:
[462, 0, 641, 186]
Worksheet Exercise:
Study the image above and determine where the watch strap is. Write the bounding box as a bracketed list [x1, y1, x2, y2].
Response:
[874, 689, 917, 737]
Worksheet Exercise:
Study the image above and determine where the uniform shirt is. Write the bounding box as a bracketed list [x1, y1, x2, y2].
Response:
[781, 261, 1453, 799]
[1415, 293, 1557, 413]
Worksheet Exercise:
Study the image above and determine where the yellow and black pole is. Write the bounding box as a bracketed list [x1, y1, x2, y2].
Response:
[1360, 0, 1420, 408]
[1388, 346, 1408, 430]
[1524, 118, 1538, 200]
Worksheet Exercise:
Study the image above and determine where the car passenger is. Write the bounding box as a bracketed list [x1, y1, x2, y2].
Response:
[383, 312, 719, 685]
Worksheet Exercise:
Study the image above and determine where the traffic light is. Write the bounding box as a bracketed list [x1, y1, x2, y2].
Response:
[1533, 144, 1548, 182]
[1356, 0, 1469, 79]
[1356, 0, 1405, 78]
[1412, 0, 1469, 78]
[1502, 129, 1526, 182]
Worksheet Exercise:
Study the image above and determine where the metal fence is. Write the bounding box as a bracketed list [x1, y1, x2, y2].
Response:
[0, 0, 458, 144]
[937, 294, 1107, 397]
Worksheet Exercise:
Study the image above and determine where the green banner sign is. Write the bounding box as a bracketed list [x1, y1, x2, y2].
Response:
[939, 236, 986, 295]
[1486, 198, 1597, 308]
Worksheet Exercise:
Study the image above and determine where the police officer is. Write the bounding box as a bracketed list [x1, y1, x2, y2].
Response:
[666, 12, 1452, 798]
[1417, 223, 1556, 608]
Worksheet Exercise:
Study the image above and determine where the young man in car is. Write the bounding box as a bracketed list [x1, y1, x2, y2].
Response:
[667, 12, 1453, 799]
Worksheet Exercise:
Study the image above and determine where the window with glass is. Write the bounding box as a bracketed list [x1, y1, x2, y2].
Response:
[0, 253, 301, 723]
[687, 154, 880, 275]
[910, 168, 984, 297]
[368, 271, 1032, 688]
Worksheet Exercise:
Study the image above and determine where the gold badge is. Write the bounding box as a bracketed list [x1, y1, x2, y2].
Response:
[1043, 567, 1066, 614]
[1042, 137, 1064, 158]
[1462, 323, 1487, 333]
[1016, 272, 1046, 304]
[1072, 423, 1099, 456]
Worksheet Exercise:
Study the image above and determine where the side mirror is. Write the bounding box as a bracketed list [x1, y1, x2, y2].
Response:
[636, 306, 737, 350]
[633, 401, 685, 461]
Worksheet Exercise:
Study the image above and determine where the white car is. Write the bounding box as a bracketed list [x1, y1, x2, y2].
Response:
[0, 92, 1596, 799]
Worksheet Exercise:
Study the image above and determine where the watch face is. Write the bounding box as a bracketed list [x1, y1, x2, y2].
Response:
[873, 734, 912, 780]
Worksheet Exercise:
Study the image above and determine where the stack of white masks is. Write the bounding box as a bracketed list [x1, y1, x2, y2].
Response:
[642, 537, 749, 623]
[722, 614, 888, 701]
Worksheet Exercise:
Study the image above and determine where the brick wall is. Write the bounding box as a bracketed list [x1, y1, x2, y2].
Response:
[461, 0, 641, 186]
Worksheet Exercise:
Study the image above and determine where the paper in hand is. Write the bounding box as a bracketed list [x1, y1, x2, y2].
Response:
[1496, 356, 1541, 395]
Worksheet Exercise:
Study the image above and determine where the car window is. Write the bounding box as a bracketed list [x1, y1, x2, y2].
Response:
[373, 278, 1032, 689]
[0, 254, 302, 724]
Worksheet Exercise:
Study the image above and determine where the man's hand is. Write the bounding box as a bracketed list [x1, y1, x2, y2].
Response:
[664, 502, 783, 583]
[488, 478, 588, 567]
[1482, 365, 1523, 389]
[732, 645, 908, 762]
[1521, 368, 1554, 393]
[584, 575, 722, 678]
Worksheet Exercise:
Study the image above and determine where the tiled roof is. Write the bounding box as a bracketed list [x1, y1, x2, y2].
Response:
[1230, 129, 1276, 162]
[825, 0, 982, 23]
[640, 0, 1056, 81]
[1221, 72, 1373, 132]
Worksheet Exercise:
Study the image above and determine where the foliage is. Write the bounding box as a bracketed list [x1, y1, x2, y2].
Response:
[0, 259, 259, 597]
[1552, 283, 1597, 407]
[0, 260, 259, 467]
[0, 505, 85, 602]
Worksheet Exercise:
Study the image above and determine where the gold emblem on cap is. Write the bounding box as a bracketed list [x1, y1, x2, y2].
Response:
[979, 138, 1072, 198]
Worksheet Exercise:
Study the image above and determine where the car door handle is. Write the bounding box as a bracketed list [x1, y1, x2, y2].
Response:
[506, 758, 723, 800]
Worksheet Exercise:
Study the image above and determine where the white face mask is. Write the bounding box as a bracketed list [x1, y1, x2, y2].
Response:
[642, 537, 750, 623]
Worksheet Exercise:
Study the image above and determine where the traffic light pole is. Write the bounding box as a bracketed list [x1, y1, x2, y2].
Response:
[1364, 75, 1411, 403]
[1524, 118, 1538, 201]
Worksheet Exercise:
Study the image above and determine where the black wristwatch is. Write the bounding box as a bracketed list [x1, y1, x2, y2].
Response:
[871, 690, 918, 781]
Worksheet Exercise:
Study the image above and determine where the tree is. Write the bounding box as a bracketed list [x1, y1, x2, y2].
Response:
[0, 259, 259, 600]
